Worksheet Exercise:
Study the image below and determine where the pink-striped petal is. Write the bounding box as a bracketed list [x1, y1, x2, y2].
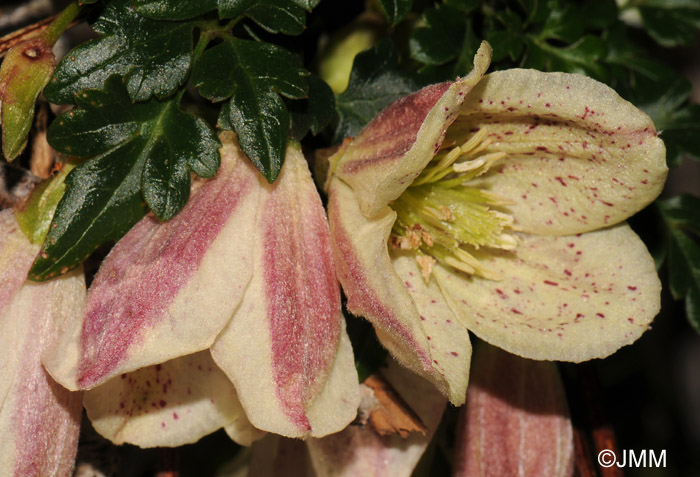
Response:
[83, 351, 263, 447]
[211, 143, 359, 437]
[453, 345, 574, 477]
[332, 42, 492, 217]
[433, 224, 660, 362]
[1, 265, 84, 476]
[455, 69, 667, 235]
[305, 360, 446, 477]
[329, 176, 465, 403]
[44, 133, 260, 390]
[0, 210, 39, 309]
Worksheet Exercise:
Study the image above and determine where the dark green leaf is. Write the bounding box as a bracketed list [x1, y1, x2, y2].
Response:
[639, 5, 700, 47]
[31, 76, 220, 280]
[45, 0, 195, 103]
[659, 195, 700, 332]
[246, 0, 306, 35]
[580, 0, 618, 29]
[539, 1, 583, 43]
[289, 75, 336, 140]
[193, 38, 308, 182]
[291, 0, 321, 10]
[487, 28, 524, 62]
[217, 0, 256, 18]
[334, 40, 420, 143]
[376, 0, 412, 26]
[444, 0, 481, 12]
[345, 312, 388, 382]
[134, 0, 216, 20]
[410, 4, 466, 65]
[526, 35, 608, 80]
[659, 105, 700, 165]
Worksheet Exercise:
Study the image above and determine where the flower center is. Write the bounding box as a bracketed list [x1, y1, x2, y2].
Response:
[390, 129, 516, 281]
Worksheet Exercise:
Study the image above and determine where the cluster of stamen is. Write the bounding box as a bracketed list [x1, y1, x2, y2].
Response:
[390, 129, 517, 282]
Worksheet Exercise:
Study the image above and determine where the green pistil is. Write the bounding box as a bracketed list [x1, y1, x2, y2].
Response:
[390, 133, 515, 281]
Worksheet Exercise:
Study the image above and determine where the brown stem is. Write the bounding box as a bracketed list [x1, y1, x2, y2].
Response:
[0, 13, 81, 59]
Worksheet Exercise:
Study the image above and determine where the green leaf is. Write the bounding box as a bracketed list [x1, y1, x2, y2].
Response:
[659, 195, 700, 332]
[44, 0, 195, 103]
[376, 0, 412, 26]
[192, 38, 308, 182]
[30, 76, 219, 280]
[639, 5, 700, 47]
[526, 35, 608, 80]
[334, 39, 420, 143]
[539, 1, 583, 44]
[245, 0, 306, 35]
[134, 0, 216, 20]
[409, 4, 466, 65]
[289, 75, 336, 140]
[291, 0, 320, 9]
[659, 104, 700, 166]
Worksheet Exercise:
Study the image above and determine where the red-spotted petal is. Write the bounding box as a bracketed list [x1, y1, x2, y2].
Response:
[44, 133, 259, 390]
[454, 345, 573, 477]
[454, 69, 667, 235]
[211, 144, 359, 437]
[332, 42, 492, 217]
[83, 351, 263, 447]
[433, 224, 660, 361]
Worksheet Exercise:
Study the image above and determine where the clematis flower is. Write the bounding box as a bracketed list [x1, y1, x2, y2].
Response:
[248, 360, 446, 477]
[0, 209, 84, 475]
[43, 132, 360, 445]
[327, 42, 667, 405]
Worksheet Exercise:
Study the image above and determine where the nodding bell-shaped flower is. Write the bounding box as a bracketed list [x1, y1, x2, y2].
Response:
[0, 209, 84, 475]
[327, 42, 667, 405]
[43, 133, 359, 446]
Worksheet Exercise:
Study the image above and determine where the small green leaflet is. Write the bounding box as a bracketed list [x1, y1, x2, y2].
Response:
[30, 76, 219, 281]
[192, 38, 308, 182]
[658, 195, 700, 333]
[334, 40, 420, 143]
[376, 0, 412, 26]
[44, 0, 195, 104]
[134, 0, 306, 35]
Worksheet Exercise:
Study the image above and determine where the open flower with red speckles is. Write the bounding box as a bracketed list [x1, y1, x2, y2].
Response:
[43, 132, 360, 446]
[0, 209, 84, 474]
[327, 42, 667, 405]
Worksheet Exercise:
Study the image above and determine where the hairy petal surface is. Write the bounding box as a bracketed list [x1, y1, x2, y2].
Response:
[44, 134, 259, 390]
[0, 210, 39, 309]
[84, 351, 263, 447]
[329, 177, 461, 401]
[433, 224, 660, 361]
[454, 69, 667, 235]
[211, 144, 359, 438]
[453, 345, 573, 477]
[1, 266, 84, 476]
[332, 43, 492, 217]
[391, 255, 471, 404]
[306, 360, 446, 477]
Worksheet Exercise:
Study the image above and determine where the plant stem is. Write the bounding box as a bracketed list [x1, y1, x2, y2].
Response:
[41, 1, 82, 46]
